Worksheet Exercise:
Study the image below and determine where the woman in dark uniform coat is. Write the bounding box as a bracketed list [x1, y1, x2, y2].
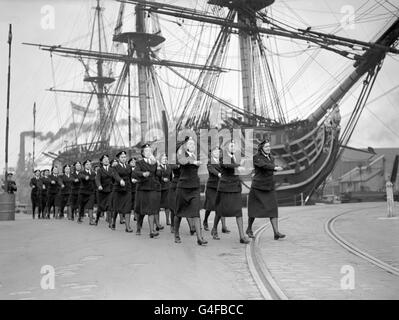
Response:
[247, 139, 285, 240]
[47, 166, 60, 219]
[77, 160, 96, 224]
[203, 147, 229, 233]
[57, 164, 73, 219]
[175, 137, 207, 245]
[128, 157, 139, 222]
[29, 169, 42, 219]
[41, 169, 51, 219]
[69, 162, 82, 221]
[134, 144, 161, 238]
[95, 154, 113, 226]
[167, 164, 179, 233]
[158, 153, 171, 227]
[111, 151, 133, 232]
[212, 140, 250, 244]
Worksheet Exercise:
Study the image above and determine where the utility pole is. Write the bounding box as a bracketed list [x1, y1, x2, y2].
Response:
[33, 102, 36, 168]
[4, 24, 12, 185]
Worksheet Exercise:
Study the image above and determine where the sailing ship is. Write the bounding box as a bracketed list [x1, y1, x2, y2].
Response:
[21, 0, 399, 205]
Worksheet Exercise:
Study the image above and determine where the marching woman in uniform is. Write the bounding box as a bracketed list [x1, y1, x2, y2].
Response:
[95, 155, 113, 226]
[41, 169, 51, 219]
[211, 140, 250, 244]
[30, 169, 42, 219]
[128, 157, 138, 223]
[167, 163, 179, 233]
[47, 166, 60, 219]
[203, 147, 229, 233]
[111, 151, 133, 232]
[77, 160, 96, 224]
[157, 153, 171, 228]
[175, 137, 207, 245]
[57, 165, 73, 219]
[247, 139, 285, 240]
[69, 162, 82, 221]
[134, 144, 161, 238]
[38, 170, 47, 219]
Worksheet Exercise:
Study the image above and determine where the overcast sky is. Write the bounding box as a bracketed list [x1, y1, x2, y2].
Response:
[0, 0, 398, 172]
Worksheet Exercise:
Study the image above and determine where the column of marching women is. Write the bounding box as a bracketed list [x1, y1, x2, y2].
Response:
[28, 138, 285, 246]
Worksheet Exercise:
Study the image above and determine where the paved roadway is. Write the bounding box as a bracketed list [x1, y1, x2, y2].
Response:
[1, 203, 398, 299]
[0, 212, 261, 300]
[255, 203, 399, 299]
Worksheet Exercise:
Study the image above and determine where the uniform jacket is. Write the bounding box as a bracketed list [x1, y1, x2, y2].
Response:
[48, 174, 60, 195]
[70, 172, 81, 195]
[112, 163, 132, 192]
[78, 170, 96, 195]
[170, 164, 180, 190]
[177, 151, 200, 189]
[158, 164, 172, 190]
[134, 159, 161, 191]
[206, 161, 222, 190]
[251, 151, 276, 191]
[40, 177, 50, 195]
[218, 152, 241, 193]
[131, 167, 138, 194]
[95, 165, 114, 193]
[29, 177, 42, 196]
[58, 174, 73, 195]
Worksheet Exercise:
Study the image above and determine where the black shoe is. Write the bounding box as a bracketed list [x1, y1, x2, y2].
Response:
[240, 237, 250, 244]
[111, 224, 116, 230]
[136, 229, 141, 235]
[197, 238, 208, 246]
[120, 220, 125, 224]
[77, 218, 83, 224]
[175, 236, 181, 243]
[190, 230, 196, 236]
[89, 221, 96, 226]
[246, 229, 255, 238]
[222, 228, 231, 234]
[203, 221, 209, 231]
[210, 229, 220, 240]
[125, 228, 133, 233]
[150, 232, 159, 238]
[156, 225, 164, 231]
[274, 233, 286, 240]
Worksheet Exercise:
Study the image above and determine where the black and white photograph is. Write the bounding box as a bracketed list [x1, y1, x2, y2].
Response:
[0, 0, 398, 306]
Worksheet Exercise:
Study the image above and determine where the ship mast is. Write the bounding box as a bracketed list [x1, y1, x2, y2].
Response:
[84, 0, 115, 146]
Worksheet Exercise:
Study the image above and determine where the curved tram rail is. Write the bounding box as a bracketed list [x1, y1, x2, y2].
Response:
[246, 219, 289, 300]
[325, 210, 399, 277]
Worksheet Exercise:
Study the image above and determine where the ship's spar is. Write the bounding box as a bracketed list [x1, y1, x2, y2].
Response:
[23, 0, 399, 205]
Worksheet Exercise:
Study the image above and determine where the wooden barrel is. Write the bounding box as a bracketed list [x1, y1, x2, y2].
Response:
[0, 193, 16, 221]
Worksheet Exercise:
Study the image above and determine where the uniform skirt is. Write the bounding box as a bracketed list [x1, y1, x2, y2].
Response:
[167, 186, 177, 212]
[31, 191, 41, 207]
[248, 188, 278, 218]
[216, 191, 242, 217]
[69, 193, 79, 211]
[57, 194, 70, 210]
[204, 187, 217, 211]
[97, 191, 112, 212]
[47, 193, 57, 209]
[176, 187, 200, 218]
[78, 193, 95, 210]
[113, 190, 132, 214]
[160, 189, 169, 209]
[131, 191, 136, 211]
[135, 190, 160, 215]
